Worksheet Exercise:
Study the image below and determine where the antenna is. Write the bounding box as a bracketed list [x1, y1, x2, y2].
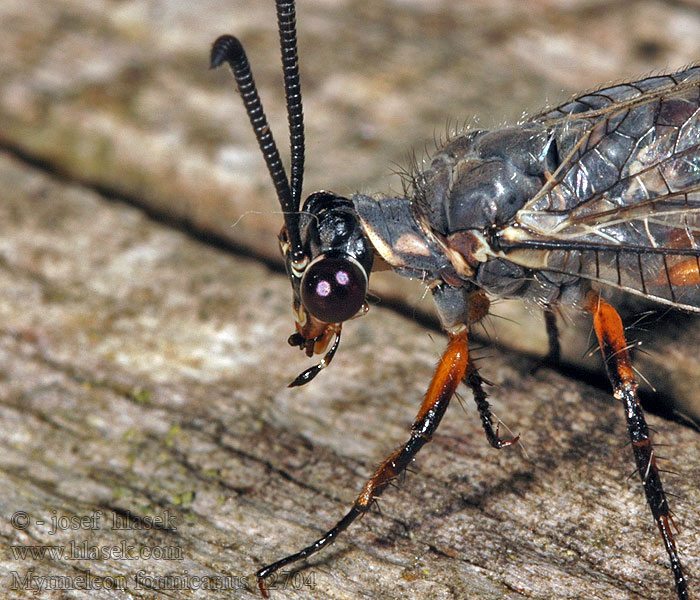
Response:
[210, 0, 307, 264]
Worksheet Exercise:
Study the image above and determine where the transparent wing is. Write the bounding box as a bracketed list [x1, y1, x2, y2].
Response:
[498, 65, 700, 310]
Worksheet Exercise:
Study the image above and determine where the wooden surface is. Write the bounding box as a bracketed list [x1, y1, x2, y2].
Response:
[1, 1, 700, 599]
[3, 0, 700, 419]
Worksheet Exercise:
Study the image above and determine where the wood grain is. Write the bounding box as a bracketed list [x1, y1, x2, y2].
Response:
[0, 2, 699, 598]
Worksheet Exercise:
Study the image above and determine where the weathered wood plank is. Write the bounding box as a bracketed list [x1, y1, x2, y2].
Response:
[0, 150, 698, 598]
[3, 0, 700, 421]
[0, 2, 699, 598]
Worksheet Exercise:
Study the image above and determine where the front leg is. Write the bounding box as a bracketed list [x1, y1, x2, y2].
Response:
[584, 292, 688, 600]
[256, 326, 470, 597]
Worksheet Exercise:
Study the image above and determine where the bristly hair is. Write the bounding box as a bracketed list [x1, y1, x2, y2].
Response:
[400, 117, 480, 195]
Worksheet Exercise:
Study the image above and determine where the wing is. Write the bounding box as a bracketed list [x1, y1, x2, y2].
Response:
[497, 65, 700, 311]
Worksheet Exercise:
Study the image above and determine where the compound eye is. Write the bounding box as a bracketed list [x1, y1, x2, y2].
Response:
[301, 256, 367, 323]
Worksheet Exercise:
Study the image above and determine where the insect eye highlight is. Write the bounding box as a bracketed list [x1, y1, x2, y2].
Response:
[300, 256, 367, 323]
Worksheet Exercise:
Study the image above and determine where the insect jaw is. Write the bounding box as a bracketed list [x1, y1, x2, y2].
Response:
[289, 303, 339, 357]
[286, 304, 343, 388]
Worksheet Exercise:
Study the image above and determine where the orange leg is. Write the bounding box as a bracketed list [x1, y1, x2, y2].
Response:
[584, 292, 687, 600]
[256, 328, 469, 597]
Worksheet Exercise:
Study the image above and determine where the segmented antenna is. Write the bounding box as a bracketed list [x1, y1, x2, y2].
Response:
[276, 1, 305, 230]
[210, 26, 304, 262]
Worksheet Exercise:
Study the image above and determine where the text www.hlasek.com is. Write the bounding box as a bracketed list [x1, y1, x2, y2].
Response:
[11, 540, 183, 561]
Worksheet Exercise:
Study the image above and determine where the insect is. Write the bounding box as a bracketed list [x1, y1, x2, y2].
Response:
[211, 1, 695, 597]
